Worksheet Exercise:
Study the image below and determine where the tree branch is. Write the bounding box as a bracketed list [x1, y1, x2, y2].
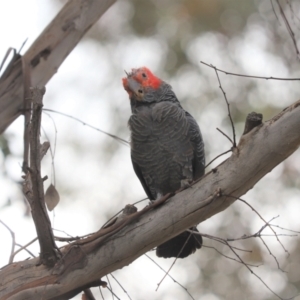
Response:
[22, 87, 60, 267]
[1, 99, 300, 299]
[0, 0, 116, 134]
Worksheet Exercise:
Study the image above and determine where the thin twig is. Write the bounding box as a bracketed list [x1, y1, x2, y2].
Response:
[156, 234, 194, 291]
[105, 286, 120, 300]
[275, 0, 300, 59]
[211, 65, 236, 146]
[269, 224, 300, 234]
[286, 0, 300, 25]
[225, 214, 287, 273]
[132, 197, 149, 205]
[271, 0, 281, 23]
[13, 238, 38, 259]
[230, 196, 288, 255]
[259, 233, 297, 237]
[190, 222, 297, 299]
[200, 61, 300, 80]
[42, 112, 58, 185]
[226, 195, 292, 281]
[226, 216, 280, 242]
[53, 228, 93, 242]
[101, 209, 125, 229]
[191, 227, 288, 300]
[145, 254, 195, 300]
[259, 236, 286, 272]
[226, 241, 286, 300]
[106, 275, 114, 300]
[0, 220, 16, 263]
[205, 149, 232, 169]
[43, 108, 129, 146]
[194, 231, 252, 253]
[216, 127, 234, 145]
[156, 255, 179, 291]
[15, 243, 36, 258]
[202, 245, 260, 268]
[53, 228, 78, 238]
[99, 285, 105, 300]
[110, 273, 132, 300]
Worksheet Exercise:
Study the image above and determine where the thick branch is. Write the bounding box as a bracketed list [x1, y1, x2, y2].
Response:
[0, 0, 116, 134]
[1, 99, 300, 299]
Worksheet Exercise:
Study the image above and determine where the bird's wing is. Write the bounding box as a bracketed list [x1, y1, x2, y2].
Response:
[129, 102, 202, 198]
[185, 111, 205, 180]
[131, 156, 155, 200]
[129, 108, 157, 200]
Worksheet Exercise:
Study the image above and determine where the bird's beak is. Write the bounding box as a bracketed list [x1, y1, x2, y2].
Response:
[127, 77, 142, 96]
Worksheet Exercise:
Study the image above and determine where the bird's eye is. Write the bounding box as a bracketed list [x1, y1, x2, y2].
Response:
[142, 73, 147, 78]
[138, 89, 143, 94]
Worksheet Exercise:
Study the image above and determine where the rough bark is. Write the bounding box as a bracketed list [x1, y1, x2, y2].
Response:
[0, 99, 299, 300]
[0, 0, 116, 134]
[22, 87, 60, 267]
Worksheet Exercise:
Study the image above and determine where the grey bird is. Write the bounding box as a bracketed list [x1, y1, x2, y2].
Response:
[122, 67, 205, 258]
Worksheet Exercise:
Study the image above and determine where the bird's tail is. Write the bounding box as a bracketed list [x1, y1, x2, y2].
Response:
[156, 227, 202, 258]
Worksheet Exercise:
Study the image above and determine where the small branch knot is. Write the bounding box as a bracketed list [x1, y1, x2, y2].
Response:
[243, 112, 263, 135]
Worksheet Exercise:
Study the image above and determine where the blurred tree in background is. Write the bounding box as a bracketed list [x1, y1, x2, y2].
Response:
[1, 0, 300, 299]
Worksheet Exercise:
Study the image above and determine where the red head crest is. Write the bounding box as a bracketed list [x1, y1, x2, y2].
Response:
[122, 67, 162, 98]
